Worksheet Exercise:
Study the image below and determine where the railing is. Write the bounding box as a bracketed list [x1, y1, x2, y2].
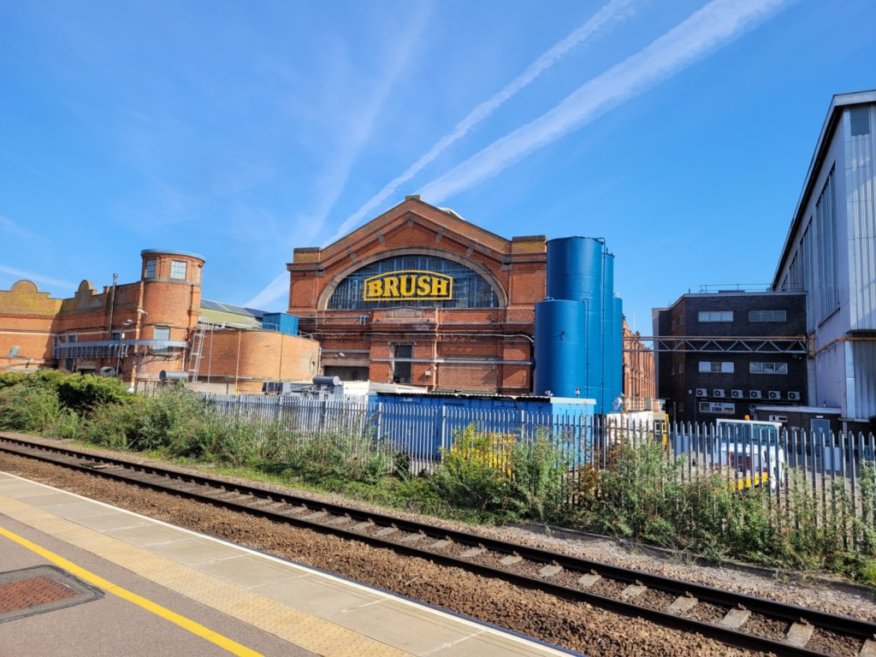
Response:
[53, 339, 188, 360]
[202, 394, 876, 548]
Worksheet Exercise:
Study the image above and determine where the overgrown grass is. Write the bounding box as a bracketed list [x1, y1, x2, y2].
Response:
[578, 437, 876, 585]
[1, 371, 874, 585]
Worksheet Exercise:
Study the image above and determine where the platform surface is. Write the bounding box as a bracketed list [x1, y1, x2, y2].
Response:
[0, 471, 577, 657]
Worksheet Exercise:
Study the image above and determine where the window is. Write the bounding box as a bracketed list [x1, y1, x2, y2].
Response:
[144, 259, 156, 279]
[698, 361, 734, 373]
[170, 260, 187, 280]
[153, 326, 170, 341]
[814, 169, 838, 320]
[391, 344, 413, 384]
[749, 310, 787, 322]
[699, 402, 736, 414]
[698, 311, 733, 322]
[750, 362, 788, 375]
[328, 254, 499, 310]
[851, 107, 871, 137]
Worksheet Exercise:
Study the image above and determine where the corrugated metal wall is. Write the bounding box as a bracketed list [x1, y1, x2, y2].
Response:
[852, 341, 876, 420]
[847, 105, 876, 330]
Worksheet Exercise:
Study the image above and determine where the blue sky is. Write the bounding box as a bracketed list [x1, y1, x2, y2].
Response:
[1, 0, 874, 333]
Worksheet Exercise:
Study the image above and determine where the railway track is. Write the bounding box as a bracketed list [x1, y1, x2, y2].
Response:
[1, 434, 874, 657]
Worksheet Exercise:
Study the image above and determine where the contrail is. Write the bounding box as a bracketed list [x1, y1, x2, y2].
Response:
[0, 265, 76, 291]
[419, 0, 790, 203]
[325, 0, 639, 244]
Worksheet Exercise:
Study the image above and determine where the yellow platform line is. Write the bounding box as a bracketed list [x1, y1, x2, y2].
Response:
[0, 524, 263, 657]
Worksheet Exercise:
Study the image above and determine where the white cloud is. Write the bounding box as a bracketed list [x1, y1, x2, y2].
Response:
[326, 0, 639, 244]
[419, 0, 791, 203]
[0, 264, 76, 291]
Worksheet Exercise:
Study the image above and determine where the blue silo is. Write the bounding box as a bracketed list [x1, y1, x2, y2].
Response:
[536, 236, 623, 413]
[533, 299, 587, 398]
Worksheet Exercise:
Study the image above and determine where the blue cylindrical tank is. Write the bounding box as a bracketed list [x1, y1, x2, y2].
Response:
[612, 296, 624, 407]
[534, 299, 587, 398]
[597, 252, 615, 411]
[546, 237, 605, 302]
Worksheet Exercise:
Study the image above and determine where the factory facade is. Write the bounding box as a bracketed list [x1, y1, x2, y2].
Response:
[1, 197, 656, 406]
[654, 90, 876, 430]
[0, 249, 319, 392]
[772, 90, 876, 424]
[287, 197, 547, 395]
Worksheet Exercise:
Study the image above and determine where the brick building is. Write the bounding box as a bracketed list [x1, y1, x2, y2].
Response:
[0, 249, 319, 392]
[622, 319, 656, 410]
[287, 197, 546, 394]
[653, 290, 807, 422]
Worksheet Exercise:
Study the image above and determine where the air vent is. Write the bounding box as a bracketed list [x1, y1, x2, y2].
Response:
[750, 390, 762, 400]
[788, 391, 801, 401]
[768, 390, 781, 400]
[713, 389, 726, 398]
[731, 389, 743, 399]
[695, 388, 707, 398]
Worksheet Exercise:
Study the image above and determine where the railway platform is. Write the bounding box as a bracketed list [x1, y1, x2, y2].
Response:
[0, 471, 577, 657]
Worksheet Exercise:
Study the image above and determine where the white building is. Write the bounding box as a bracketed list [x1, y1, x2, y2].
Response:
[773, 90, 876, 426]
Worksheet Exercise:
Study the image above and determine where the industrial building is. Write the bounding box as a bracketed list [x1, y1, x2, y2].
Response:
[653, 290, 807, 423]
[772, 90, 876, 426]
[1, 197, 655, 409]
[0, 249, 319, 392]
[286, 197, 650, 413]
[287, 196, 546, 395]
[654, 89, 876, 431]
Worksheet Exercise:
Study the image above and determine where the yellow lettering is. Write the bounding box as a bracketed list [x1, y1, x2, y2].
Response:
[400, 275, 415, 297]
[431, 278, 449, 297]
[416, 276, 431, 296]
[384, 277, 399, 298]
[366, 279, 383, 299]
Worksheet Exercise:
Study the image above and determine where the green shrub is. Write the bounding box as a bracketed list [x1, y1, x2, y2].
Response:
[431, 425, 510, 513]
[55, 373, 131, 414]
[0, 383, 65, 433]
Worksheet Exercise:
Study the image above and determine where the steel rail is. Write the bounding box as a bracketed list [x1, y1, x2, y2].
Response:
[1, 434, 873, 657]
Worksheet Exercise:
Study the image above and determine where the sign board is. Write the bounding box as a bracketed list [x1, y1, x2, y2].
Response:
[363, 270, 453, 302]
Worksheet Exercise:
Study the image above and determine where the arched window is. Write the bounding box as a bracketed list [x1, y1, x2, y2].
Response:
[327, 255, 500, 309]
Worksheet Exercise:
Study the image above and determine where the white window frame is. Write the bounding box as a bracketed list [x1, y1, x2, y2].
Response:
[749, 310, 787, 322]
[699, 401, 736, 414]
[750, 362, 789, 375]
[698, 311, 733, 322]
[170, 260, 187, 280]
[698, 361, 734, 373]
[144, 259, 156, 279]
[153, 325, 171, 341]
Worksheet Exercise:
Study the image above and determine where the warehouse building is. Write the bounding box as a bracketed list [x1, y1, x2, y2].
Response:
[654, 90, 876, 431]
[0, 249, 319, 392]
[1, 197, 656, 407]
[287, 196, 547, 395]
[772, 90, 876, 426]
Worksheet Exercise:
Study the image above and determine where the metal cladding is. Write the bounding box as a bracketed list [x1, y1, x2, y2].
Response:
[545, 236, 604, 302]
[534, 300, 587, 398]
[534, 237, 623, 412]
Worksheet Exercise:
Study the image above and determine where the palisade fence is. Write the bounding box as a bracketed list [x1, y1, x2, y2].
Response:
[203, 394, 876, 549]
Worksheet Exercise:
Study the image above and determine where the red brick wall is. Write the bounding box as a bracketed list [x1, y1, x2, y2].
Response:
[288, 198, 545, 394]
[195, 329, 320, 392]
